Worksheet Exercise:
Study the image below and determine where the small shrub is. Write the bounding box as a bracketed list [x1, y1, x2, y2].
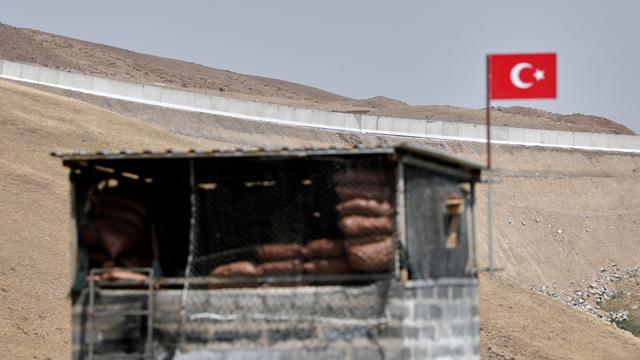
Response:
[613, 318, 640, 337]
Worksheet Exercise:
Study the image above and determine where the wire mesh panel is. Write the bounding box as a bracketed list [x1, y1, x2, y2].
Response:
[181, 155, 397, 323]
[404, 163, 470, 279]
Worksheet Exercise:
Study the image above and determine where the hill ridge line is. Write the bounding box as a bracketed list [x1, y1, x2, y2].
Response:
[2, 59, 639, 154]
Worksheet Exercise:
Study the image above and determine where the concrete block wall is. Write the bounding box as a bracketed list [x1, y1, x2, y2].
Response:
[73, 278, 479, 359]
[2, 60, 639, 153]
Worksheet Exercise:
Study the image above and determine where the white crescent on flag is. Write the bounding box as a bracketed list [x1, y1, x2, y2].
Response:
[510, 62, 533, 89]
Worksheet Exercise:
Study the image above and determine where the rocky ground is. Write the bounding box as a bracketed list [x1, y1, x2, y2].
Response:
[536, 265, 639, 319]
[534, 262, 640, 347]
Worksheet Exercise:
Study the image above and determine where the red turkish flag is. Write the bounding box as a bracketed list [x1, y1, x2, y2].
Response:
[489, 53, 556, 99]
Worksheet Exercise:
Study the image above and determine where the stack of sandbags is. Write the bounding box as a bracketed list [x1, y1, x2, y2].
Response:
[83, 192, 151, 268]
[255, 243, 304, 275]
[209, 239, 350, 279]
[301, 238, 350, 275]
[335, 170, 395, 272]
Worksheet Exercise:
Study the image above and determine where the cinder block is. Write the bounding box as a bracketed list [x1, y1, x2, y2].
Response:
[451, 286, 464, 299]
[414, 303, 442, 321]
[323, 326, 367, 342]
[412, 346, 429, 360]
[267, 326, 315, 344]
[19, 63, 40, 81]
[418, 325, 436, 340]
[388, 301, 411, 319]
[436, 286, 449, 299]
[351, 347, 383, 360]
[430, 344, 466, 359]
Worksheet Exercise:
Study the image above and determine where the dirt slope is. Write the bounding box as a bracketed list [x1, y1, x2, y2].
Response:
[479, 274, 640, 360]
[0, 79, 223, 359]
[15, 83, 640, 291]
[0, 22, 634, 135]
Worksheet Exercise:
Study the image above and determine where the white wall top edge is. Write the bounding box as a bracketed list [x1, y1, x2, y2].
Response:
[1, 59, 639, 153]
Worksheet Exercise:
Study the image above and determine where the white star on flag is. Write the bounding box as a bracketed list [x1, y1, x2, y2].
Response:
[533, 69, 545, 81]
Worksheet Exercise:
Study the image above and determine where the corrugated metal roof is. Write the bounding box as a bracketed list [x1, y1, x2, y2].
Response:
[52, 143, 484, 173]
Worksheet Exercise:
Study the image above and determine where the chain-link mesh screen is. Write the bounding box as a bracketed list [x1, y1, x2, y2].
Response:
[182, 155, 397, 322]
[404, 163, 470, 279]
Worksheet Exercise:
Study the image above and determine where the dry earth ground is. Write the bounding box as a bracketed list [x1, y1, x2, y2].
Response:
[0, 80, 218, 359]
[2, 79, 640, 359]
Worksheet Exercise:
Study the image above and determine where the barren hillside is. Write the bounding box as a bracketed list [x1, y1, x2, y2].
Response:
[0, 80, 218, 359]
[0, 22, 634, 135]
[1, 79, 639, 359]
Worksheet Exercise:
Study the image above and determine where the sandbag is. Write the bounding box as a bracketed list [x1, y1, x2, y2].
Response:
[91, 217, 143, 259]
[303, 259, 351, 274]
[258, 259, 303, 275]
[339, 215, 393, 237]
[336, 198, 393, 217]
[346, 237, 395, 272]
[335, 185, 391, 202]
[334, 170, 389, 186]
[85, 192, 150, 265]
[302, 238, 343, 259]
[255, 243, 303, 261]
[345, 235, 392, 249]
[210, 261, 262, 277]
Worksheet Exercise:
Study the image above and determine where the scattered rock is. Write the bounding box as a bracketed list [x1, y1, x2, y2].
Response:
[535, 264, 639, 323]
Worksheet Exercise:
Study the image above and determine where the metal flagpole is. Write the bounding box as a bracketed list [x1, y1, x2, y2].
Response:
[486, 54, 494, 274]
[486, 54, 491, 170]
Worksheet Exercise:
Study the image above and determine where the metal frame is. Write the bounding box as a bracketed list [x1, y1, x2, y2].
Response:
[399, 154, 481, 279]
[87, 267, 154, 359]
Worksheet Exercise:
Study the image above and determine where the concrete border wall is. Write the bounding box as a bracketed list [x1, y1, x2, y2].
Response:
[2, 60, 639, 153]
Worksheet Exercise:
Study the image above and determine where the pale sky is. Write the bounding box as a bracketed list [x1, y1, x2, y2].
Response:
[2, 0, 639, 132]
